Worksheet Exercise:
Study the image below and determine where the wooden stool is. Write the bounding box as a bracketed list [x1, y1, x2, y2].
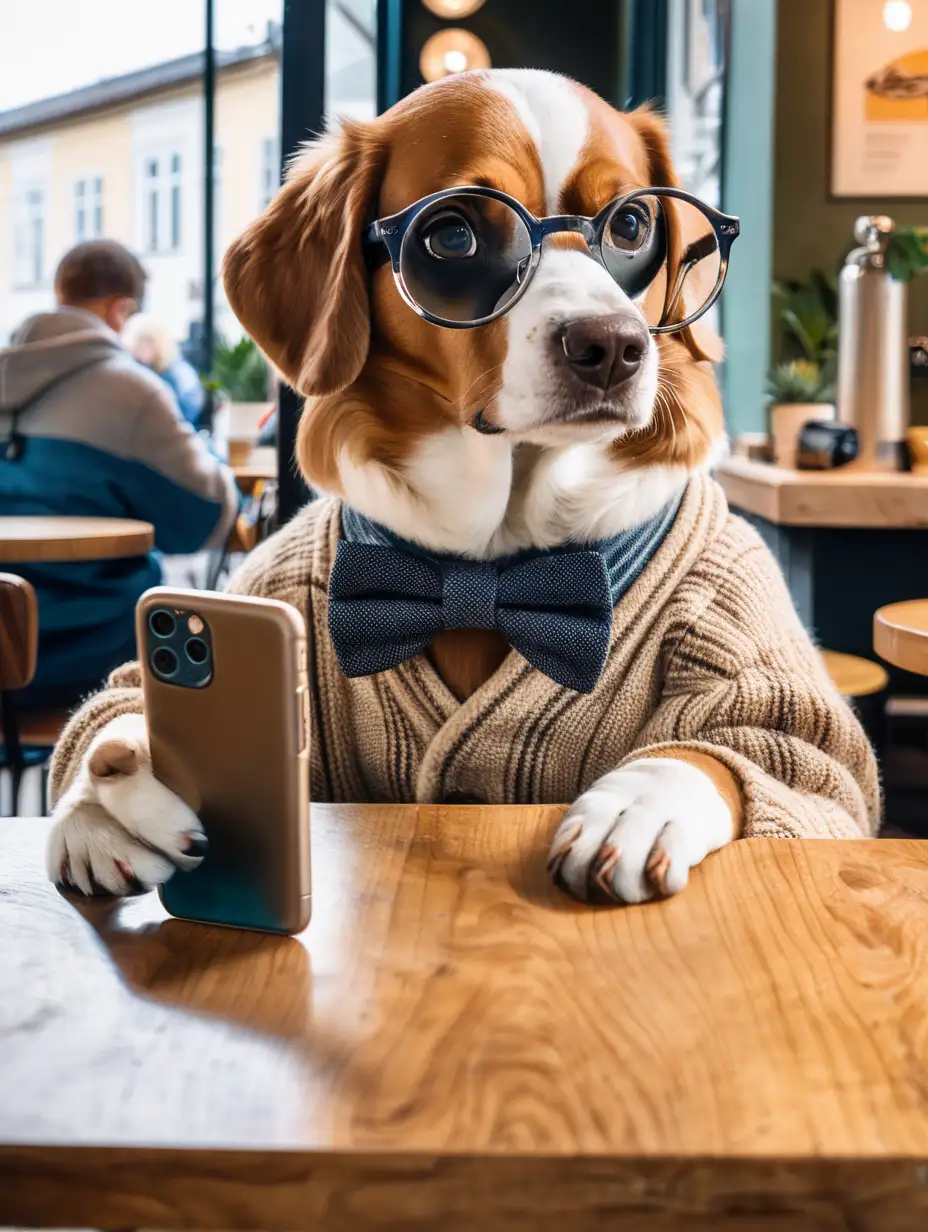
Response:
[0, 575, 38, 815]
[820, 649, 889, 698]
[0, 575, 68, 815]
[874, 601, 928, 676]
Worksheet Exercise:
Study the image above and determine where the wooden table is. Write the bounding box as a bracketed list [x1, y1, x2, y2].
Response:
[233, 445, 277, 493]
[0, 516, 154, 564]
[4, 807, 928, 1230]
[716, 456, 928, 529]
[716, 457, 928, 669]
[876, 601, 928, 676]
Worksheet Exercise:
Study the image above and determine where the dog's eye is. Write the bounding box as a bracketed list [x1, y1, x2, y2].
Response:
[421, 212, 478, 261]
[608, 206, 650, 253]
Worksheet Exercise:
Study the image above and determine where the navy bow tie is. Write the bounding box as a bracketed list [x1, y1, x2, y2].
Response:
[327, 497, 682, 693]
[328, 539, 614, 693]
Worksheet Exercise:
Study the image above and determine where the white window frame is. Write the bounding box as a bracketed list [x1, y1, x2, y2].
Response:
[74, 174, 104, 242]
[259, 136, 279, 210]
[169, 151, 183, 251]
[14, 182, 47, 288]
[138, 147, 183, 255]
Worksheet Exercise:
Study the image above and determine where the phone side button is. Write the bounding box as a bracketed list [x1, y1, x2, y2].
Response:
[296, 685, 309, 752]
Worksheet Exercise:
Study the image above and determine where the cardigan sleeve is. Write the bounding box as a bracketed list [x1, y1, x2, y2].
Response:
[48, 661, 145, 803]
[622, 539, 881, 839]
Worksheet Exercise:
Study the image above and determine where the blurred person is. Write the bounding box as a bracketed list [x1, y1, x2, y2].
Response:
[123, 312, 206, 428]
[0, 240, 239, 710]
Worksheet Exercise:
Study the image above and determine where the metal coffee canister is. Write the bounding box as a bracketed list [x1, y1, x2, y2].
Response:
[836, 215, 909, 470]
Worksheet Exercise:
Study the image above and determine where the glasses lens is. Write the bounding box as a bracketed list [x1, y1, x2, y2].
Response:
[400, 193, 533, 324]
[602, 193, 722, 330]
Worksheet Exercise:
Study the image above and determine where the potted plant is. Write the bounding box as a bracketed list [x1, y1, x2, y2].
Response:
[886, 226, 928, 282]
[208, 334, 275, 464]
[767, 273, 838, 468]
[765, 359, 836, 468]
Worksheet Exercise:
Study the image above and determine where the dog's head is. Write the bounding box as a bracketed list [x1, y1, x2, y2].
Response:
[223, 69, 725, 498]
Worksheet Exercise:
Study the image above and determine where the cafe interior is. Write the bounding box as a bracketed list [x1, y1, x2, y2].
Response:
[2, 0, 928, 1226]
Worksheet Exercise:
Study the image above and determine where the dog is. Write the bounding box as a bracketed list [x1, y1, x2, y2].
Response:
[46, 70, 878, 906]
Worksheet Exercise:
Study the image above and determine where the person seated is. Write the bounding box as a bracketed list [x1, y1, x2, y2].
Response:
[0, 240, 238, 710]
[123, 312, 207, 428]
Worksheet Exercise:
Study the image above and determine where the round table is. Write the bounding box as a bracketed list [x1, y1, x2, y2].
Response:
[0, 517, 155, 564]
[874, 601, 928, 676]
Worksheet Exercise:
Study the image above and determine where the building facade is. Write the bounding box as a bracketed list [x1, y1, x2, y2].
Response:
[0, 13, 375, 347]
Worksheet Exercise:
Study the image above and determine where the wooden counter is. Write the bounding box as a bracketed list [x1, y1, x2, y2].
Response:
[715, 456, 928, 528]
[4, 807, 928, 1229]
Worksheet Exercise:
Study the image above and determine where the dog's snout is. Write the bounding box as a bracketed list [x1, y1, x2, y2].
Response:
[559, 315, 650, 392]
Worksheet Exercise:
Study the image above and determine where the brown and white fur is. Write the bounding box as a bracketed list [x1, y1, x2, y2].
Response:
[47, 70, 740, 905]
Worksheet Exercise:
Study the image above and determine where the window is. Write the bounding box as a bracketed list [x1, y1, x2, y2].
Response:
[170, 152, 182, 250]
[145, 157, 160, 253]
[75, 180, 86, 242]
[74, 176, 104, 241]
[260, 136, 279, 209]
[15, 186, 45, 286]
[140, 152, 182, 254]
[92, 177, 104, 237]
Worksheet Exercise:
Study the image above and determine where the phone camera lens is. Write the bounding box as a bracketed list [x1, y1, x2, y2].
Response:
[185, 637, 209, 664]
[150, 610, 176, 638]
[152, 646, 179, 677]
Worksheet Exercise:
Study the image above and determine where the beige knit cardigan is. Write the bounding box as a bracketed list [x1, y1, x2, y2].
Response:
[50, 474, 880, 839]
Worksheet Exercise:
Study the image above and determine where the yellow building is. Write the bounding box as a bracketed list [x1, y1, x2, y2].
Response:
[0, 38, 281, 344]
[0, 13, 375, 347]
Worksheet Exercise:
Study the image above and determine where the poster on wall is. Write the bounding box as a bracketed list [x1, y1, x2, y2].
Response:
[831, 0, 928, 197]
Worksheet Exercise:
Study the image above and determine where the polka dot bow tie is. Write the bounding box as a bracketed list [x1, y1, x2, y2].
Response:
[328, 541, 615, 693]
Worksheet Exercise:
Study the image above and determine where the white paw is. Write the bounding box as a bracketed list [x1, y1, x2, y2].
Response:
[46, 713, 206, 897]
[548, 758, 735, 904]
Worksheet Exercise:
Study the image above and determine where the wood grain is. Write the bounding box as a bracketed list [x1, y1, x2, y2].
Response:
[0, 516, 154, 563]
[4, 809, 928, 1229]
[0, 572, 37, 689]
[716, 456, 928, 528]
[875, 600, 928, 675]
[820, 649, 889, 697]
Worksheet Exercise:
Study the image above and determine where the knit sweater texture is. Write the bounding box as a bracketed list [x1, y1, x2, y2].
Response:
[49, 474, 880, 839]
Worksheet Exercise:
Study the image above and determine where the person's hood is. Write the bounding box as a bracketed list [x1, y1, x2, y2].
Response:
[0, 308, 124, 412]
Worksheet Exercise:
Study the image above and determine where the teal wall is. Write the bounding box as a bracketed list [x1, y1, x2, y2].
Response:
[721, 0, 778, 436]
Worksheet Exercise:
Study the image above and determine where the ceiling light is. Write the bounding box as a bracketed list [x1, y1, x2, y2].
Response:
[422, 0, 487, 17]
[420, 29, 492, 82]
[883, 1, 912, 31]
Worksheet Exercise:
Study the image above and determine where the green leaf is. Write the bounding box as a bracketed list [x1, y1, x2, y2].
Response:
[209, 332, 271, 402]
[886, 228, 928, 284]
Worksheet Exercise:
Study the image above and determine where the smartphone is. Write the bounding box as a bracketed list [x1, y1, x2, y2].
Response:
[136, 587, 310, 935]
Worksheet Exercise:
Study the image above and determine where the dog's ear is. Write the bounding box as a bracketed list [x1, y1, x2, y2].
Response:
[631, 108, 723, 366]
[222, 121, 385, 396]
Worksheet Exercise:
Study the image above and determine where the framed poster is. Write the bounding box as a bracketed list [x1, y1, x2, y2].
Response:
[831, 0, 928, 198]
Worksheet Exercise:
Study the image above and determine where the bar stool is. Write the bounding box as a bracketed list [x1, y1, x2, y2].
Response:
[820, 650, 889, 698]
[874, 602, 928, 676]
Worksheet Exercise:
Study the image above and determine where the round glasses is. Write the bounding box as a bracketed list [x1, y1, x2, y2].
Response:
[364, 186, 739, 332]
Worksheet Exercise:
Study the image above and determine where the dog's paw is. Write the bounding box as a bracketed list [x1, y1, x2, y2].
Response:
[46, 713, 206, 897]
[548, 757, 735, 904]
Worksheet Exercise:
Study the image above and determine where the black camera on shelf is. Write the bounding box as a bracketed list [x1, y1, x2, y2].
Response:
[911, 337, 928, 378]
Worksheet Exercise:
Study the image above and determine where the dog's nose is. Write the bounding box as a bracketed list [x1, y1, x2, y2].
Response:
[560, 315, 649, 391]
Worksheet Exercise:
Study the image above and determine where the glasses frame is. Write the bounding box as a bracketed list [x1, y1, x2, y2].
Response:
[363, 184, 740, 332]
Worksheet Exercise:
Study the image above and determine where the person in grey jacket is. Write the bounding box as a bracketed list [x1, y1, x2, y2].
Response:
[0, 240, 239, 709]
